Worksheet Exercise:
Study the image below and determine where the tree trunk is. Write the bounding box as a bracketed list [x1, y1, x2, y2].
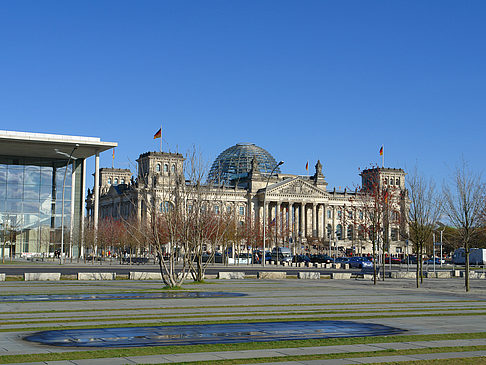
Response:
[372, 238, 377, 285]
[415, 244, 420, 288]
[465, 243, 470, 292]
[382, 242, 386, 281]
[419, 244, 423, 284]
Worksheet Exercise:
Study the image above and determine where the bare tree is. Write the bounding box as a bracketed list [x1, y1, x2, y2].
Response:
[443, 160, 486, 292]
[407, 168, 442, 288]
[353, 167, 402, 284]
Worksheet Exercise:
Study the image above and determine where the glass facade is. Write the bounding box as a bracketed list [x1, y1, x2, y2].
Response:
[207, 143, 281, 185]
[0, 156, 74, 257]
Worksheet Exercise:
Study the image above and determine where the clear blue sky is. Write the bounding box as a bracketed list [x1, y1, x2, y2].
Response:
[1, 1, 485, 190]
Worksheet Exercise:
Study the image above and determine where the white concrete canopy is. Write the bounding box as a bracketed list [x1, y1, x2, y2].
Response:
[0, 130, 117, 159]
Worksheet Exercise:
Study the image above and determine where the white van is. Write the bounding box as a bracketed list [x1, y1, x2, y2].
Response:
[271, 247, 293, 262]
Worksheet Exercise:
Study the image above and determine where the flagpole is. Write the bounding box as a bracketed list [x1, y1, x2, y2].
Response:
[160, 124, 162, 152]
[382, 145, 384, 168]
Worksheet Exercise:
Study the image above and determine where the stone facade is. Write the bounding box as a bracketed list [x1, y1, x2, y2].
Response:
[86, 148, 408, 256]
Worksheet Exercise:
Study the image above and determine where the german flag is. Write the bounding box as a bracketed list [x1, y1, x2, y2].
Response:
[379, 145, 383, 156]
[154, 128, 162, 139]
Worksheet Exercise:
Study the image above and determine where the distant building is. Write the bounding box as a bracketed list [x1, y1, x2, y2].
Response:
[87, 143, 408, 256]
[0, 130, 116, 258]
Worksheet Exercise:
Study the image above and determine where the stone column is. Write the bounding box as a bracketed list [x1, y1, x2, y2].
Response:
[300, 203, 305, 239]
[312, 203, 317, 237]
[323, 204, 328, 240]
[275, 202, 281, 247]
[288, 202, 293, 242]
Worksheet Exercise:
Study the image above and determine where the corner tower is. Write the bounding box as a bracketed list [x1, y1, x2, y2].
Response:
[136, 151, 185, 187]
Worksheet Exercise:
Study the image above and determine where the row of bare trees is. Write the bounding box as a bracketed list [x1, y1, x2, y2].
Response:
[407, 160, 486, 291]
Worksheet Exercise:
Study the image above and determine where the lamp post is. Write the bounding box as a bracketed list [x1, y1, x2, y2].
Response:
[60, 144, 78, 264]
[262, 160, 284, 267]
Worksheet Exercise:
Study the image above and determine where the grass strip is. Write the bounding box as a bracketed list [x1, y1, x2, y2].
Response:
[3, 310, 486, 332]
[3, 306, 486, 325]
[1, 336, 485, 364]
[2, 299, 480, 315]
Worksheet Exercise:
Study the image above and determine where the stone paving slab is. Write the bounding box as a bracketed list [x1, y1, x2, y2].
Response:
[80, 339, 486, 364]
[254, 351, 486, 364]
[71, 358, 136, 364]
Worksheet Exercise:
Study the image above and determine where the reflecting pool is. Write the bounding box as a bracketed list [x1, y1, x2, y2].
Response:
[25, 320, 405, 347]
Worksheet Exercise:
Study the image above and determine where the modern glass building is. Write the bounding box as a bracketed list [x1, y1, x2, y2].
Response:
[0, 130, 116, 258]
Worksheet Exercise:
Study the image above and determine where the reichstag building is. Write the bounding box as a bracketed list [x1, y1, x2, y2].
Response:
[87, 143, 408, 256]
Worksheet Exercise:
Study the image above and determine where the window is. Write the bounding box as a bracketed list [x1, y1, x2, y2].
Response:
[171, 164, 175, 173]
[390, 178, 394, 185]
[226, 206, 232, 214]
[156, 164, 161, 172]
[327, 224, 332, 239]
[188, 204, 193, 212]
[348, 211, 353, 219]
[239, 206, 245, 216]
[336, 224, 342, 240]
[337, 210, 342, 219]
[358, 225, 365, 239]
[347, 225, 354, 240]
[113, 178, 118, 185]
[161, 201, 171, 213]
[327, 210, 332, 219]
[391, 228, 398, 241]
[359, 211, 363, 219]
[107, 178, 111, 185]
[164, 164, 169, 173]
[396, 177, 400, 186]
[368, 225, 375, 240]
[214, 205, 220, 214]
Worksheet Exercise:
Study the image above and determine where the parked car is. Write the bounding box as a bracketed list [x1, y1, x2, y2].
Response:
[310, 254, 334, 264]
[424, 257, 445, 265]
[349, 256, 373, 269]
[385, 256, 401, 264]
[335, 257, 350, 264]
[293, 254, 311, 263]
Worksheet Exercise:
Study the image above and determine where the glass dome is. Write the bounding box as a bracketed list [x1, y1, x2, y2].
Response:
[208, 143, 281, 184]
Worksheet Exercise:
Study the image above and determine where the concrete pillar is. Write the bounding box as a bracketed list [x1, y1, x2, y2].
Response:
[80, 159, 86, 258]
[94, 152, 100, 255]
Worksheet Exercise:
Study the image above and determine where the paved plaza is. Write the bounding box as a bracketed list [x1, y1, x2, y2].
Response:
[0, 270, 485, 364]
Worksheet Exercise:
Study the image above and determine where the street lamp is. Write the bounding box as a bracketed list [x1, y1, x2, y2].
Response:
[262, 160, 284, 267]
[60, 144, 79, 264]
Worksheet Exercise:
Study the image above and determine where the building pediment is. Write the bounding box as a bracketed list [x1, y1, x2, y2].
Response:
[263, 177, 327, 199]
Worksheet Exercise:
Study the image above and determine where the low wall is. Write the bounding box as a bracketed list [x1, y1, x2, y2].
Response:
[428, 271, 452, 279]
[24, 273, 60, 281]
[218, 272, 245, 279]
[77, 272, 116, 281]
[331, 272, 352, 279]
[298, 272, 320, 280]
[391, 272, 416, 279]
[257, 271, 286, 280]
[129, 272, 162, 280]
